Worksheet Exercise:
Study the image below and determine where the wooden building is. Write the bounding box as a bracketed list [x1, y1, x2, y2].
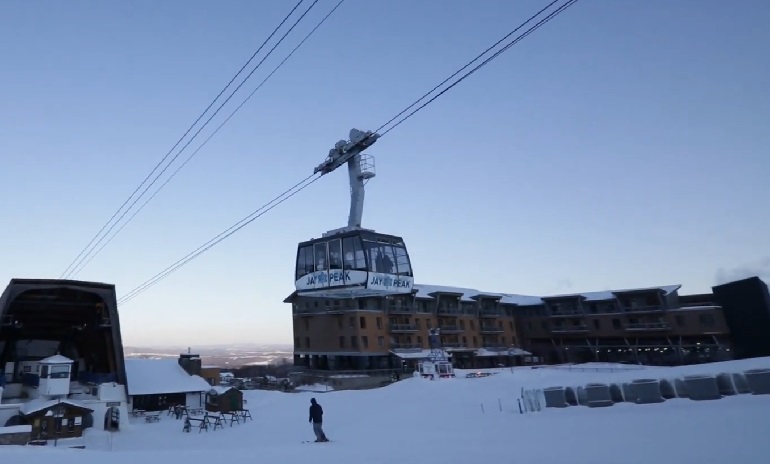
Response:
[199, 366, 221, 386]
[205, 386, 243, 413]
[19, 399, 94, 441]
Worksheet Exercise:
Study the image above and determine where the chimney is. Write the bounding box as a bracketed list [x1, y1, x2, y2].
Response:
[178, 350, 202, 377]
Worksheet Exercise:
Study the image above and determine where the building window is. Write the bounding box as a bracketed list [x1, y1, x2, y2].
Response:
[675, 315, 685, 327]
[417, 336, 423, 347]
[337, 317, 343, 329]
[349, 317, 355, 328]
[509, 321, 514, 330]
[294, 337, 300, 348]
[360, 317, 367, 329]
[472, 336, 478, 347]
[339, 336, 345, 348]
[305, 337, 310, 348]
[304, 319, 310, 330]
[376, 317, 382, 329]
[362, 336, 369, 348]
[415, 318, 420, 328]
[378, 336, 384, 348]
[470, 320, 475, 330]
[462, 336, 467, 345]
[612, 319, 621, 330]
[593, 319, 600, 329]
[351, 336, 358, 348]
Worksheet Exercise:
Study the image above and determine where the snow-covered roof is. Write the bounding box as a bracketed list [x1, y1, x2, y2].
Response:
[209, 386, 238, 395]
[411, 284, 681, 307]
[125, 359, 212, 396]
[19, 399, 93, 416]
[39, 354, 74, 364]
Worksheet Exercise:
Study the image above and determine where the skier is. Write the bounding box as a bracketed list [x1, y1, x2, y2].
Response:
[308, 398, 329, 442]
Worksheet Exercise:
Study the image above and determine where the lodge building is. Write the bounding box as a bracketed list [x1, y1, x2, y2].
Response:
[286, 277, 770, 371]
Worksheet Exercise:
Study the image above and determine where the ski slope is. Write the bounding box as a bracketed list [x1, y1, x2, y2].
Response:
[2, 358, 770, 464]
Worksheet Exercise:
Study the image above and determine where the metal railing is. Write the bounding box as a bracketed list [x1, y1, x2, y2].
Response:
[442, 343, 467, 349]
[480, 325, 503, 333]
[389, 324, 418, 332]
[391, 343, 421, 350]
[550, 325, 589, 333]
[623, 305, 665, 313]
[548, 309, 585, 317]
[479, 309, 502, 317]
[387, 304, 414, 313]
[624, 322, 671, 331]
[438, 325, 461, 332]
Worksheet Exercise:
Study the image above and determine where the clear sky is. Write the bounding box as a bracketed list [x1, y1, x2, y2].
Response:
[1, 0, 768, 347]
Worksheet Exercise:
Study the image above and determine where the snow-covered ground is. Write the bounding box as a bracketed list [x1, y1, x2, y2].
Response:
[3, 358, 770, 464]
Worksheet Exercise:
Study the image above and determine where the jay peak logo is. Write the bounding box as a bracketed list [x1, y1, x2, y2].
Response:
[305, 270, 350, 286]
[369, 274, 411, 289]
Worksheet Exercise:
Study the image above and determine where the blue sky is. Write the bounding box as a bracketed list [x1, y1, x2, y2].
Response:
[1, 0, 768, 346]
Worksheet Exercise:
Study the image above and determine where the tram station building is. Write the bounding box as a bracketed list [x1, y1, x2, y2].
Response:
[285, 278, 770, 371]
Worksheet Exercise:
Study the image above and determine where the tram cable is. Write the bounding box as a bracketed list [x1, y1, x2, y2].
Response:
[71, 0, 348, 280]
[117, 0, 581, 305]
[60, 0, 319, 280]
[376, 0, 579, 137]
[117, 173, 321, 305]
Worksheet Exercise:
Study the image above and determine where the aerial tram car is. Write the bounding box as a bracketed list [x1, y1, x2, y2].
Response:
[294, 129, 415, 299]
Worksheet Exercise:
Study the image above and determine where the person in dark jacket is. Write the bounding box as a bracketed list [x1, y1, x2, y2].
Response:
[308, 398, 328, 442]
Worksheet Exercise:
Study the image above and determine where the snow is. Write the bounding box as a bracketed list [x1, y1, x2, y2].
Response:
[0, 425, 31, 433]
[38, 354, 74, 365]
[124, 359, 211, 396]
[19, 399, 91, 416]
[209, 386, 235, 395]
[2, 357, 769, 463]
[412, 284, 681, 307]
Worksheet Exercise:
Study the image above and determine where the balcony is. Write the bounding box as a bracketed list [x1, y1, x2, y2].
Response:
[479, 309, 501, 318]
[438, 325, 462, 333]
[442, 343, 469, 349]
[387, 304, 414, 314]
[623, 305, 665, 314]
[550, 324, 589, 334]
[624, 322, 671, 331]
[549, 309, 585, 317]
[437, 306, 462, 316]
[389, 323, 418, 333]
[480, 325, 503, 334]
[391, 343, 421, 350]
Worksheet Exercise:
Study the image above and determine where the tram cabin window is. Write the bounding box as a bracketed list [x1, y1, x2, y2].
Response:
[342, 237, 367, 271]
[296, 246, 315, 280]
[314, 242, 327, 271]
[328, 239, 343, 270]
[363, 241, 411, 275]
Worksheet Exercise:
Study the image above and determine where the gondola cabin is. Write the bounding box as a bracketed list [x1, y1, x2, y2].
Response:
[295, 229, 414, 298]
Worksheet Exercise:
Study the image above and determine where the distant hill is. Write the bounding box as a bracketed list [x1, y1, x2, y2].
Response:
[123, 343, 293, 369]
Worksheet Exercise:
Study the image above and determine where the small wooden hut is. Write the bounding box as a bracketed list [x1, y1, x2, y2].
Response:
[19, 399, 94, 441]
[205, 386, 243, 413]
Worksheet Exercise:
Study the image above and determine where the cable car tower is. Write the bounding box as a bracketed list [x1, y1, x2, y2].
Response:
[293, 129, 415, 299]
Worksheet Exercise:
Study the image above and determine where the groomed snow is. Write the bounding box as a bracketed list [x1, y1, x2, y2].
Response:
[3, 357, 769, 463]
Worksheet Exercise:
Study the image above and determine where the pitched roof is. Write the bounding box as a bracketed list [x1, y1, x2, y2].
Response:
[125, 359, 212, 396]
